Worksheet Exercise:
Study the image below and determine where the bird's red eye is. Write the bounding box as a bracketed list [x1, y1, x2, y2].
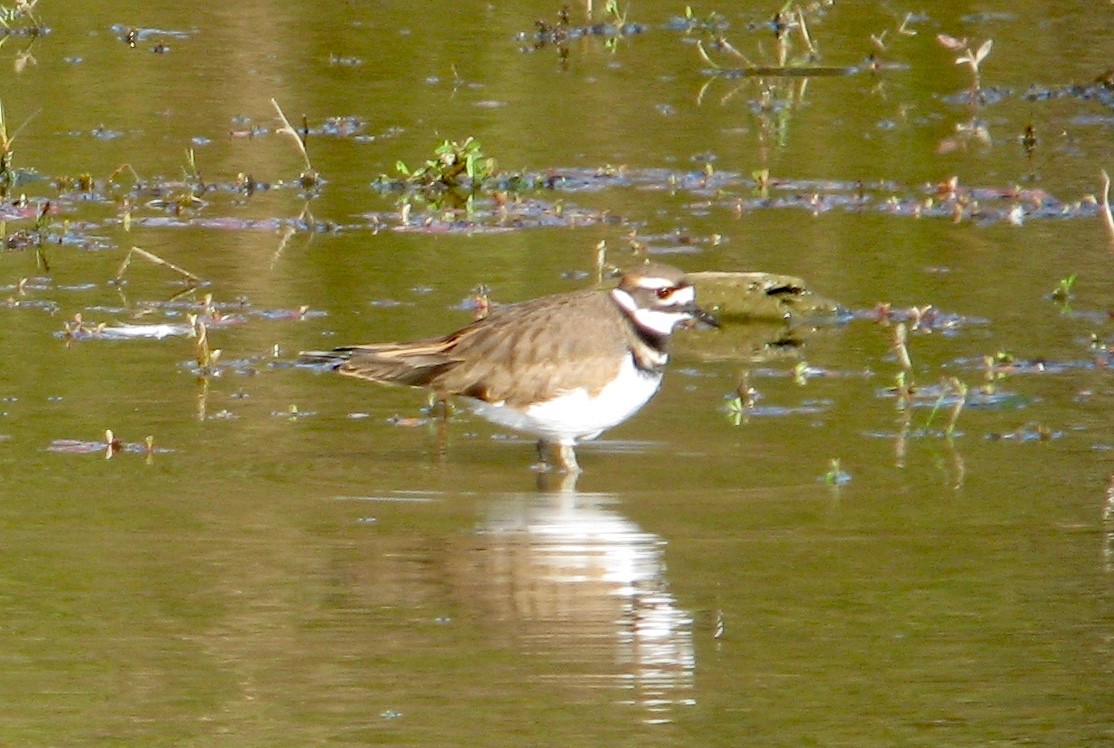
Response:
[656, 286, 674, 299]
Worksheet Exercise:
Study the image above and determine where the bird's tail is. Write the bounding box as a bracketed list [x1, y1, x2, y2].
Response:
[297, 348, 355, 370]
[298, 343, 456, 388]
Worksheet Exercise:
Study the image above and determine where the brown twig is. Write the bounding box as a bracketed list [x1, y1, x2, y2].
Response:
[271, 98, 314, 175]
[1100, 170, 1114, 247]
[115, 245, 202, 285]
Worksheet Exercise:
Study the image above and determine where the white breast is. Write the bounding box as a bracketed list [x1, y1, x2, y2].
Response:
[464, 354, 664, 445]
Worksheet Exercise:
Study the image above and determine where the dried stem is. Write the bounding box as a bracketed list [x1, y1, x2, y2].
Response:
[796, 7, 816, 57]
[893, 322, 912, 371]
[945, 377, 968, 437]
[271, 98, 314, 174]
[115, 245, 202, 285]
[696, 40, 720, 70]
[1100, 169, 1114, 246]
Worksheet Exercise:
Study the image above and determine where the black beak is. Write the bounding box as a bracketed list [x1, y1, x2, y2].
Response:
[690, 304, 721, 329]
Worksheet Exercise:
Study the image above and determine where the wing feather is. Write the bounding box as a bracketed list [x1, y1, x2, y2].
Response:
[300, 289, 633, 406]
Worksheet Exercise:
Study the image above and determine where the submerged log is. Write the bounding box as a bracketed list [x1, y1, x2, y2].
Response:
[689, 270, 839, 322]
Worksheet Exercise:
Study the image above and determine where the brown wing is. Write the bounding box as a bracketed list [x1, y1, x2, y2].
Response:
[328, 290, 632, 407]
[431, 290, 631, 407]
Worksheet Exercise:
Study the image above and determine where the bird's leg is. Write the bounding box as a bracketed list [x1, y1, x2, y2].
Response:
[532, 439, 552, 473]
[433, 395, 449, 462]
[532, 440, 582, 474]
[554, 443, 581, 474]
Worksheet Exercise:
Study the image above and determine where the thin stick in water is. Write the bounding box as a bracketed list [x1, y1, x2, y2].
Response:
[115, 245, 202, 285]
[271, 98, 314, 174]
[1100, 170, 1114, 246]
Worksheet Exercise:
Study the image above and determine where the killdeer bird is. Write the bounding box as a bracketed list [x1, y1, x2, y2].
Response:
[301, 263, 718, 472]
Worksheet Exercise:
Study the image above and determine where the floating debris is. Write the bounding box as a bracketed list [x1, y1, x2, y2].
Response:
[85, 322, 192, 340]
[821, 458, 852, 486]
[47, 430, 168, 458]
[985, 423, 1063, 442]
[875, 381, 1029, 410]
[110, 24, 192, 45]
[271, 405, 315, 420]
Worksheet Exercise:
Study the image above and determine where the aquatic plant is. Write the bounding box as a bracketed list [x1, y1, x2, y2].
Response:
[892, 322, 912, 372]
[821, 458, 850, 486]
[937, 34, 993, 96]
[869, 11, 918, 52]
[696, 1, 834, 72]
[0, 0, 46, 35]
[1050, 274, 1076, 304]
[394, 137, 495, 190]
[60, 312, 105, 339]
[371, 137, 531, 218]
[189, 315, 221, 376]
[924, 377, 968, 438]
[518, 1, 644, 64]
[724, 373, 757, 426]
[271, 98, 319, 189]
[0, 98, 33, 198]
[677, 6, 728, 35]
[146, 149, 207, 214]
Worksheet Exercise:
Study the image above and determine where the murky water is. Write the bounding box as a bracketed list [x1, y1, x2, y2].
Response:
[0, 1, 1111, 744]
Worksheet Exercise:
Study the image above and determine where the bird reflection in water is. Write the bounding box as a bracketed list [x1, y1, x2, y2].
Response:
[469, 477, 696, 722]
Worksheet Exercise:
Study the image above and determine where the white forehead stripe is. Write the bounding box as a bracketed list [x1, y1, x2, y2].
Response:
[632, 276, 683, 291]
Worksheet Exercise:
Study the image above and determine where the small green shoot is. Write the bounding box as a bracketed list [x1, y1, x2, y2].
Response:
[924, 377, 967, 436]
[0, 98, 39, 198]
[604, 0, 627, 26]
[682, 6, 726, 35]
[752, 169, 770, 198]
[32, 199, 50, 269]
[159, 149, 206, 213]
[394, 137, 495, 190]
[1050, 274, 1076, 303]
[822, 458, 850, 486]
[726, 373, 756, 426]
[725, 396, 745, 425]
[946, 378, 968, 437]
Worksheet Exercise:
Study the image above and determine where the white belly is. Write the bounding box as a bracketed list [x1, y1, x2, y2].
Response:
[464, 355, 663, 445]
